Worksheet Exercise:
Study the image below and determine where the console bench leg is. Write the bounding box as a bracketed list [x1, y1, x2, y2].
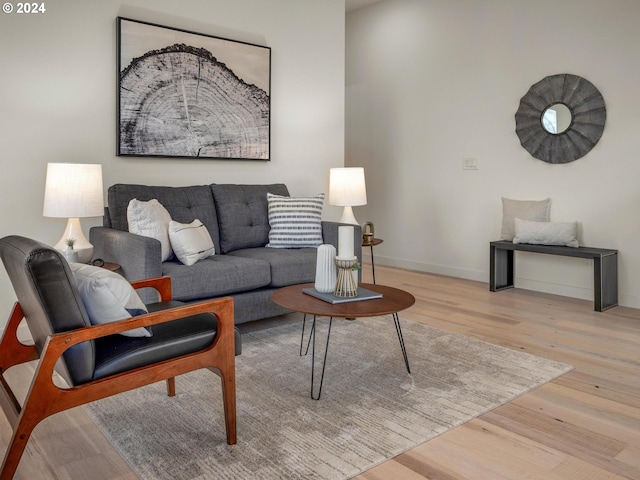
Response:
[490, 245, 514, 291]
[594, 253, 618, 311]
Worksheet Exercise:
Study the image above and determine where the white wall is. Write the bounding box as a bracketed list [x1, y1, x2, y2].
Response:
[346, 0, 640, 308]
[0, 0, 346, 323]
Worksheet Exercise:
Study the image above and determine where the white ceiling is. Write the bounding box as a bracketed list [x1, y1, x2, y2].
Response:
[345, 0, 385, 13]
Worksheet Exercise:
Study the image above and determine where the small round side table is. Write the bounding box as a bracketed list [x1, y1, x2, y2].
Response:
[101, 261, 121, 272]
[362, 238, 383, 284]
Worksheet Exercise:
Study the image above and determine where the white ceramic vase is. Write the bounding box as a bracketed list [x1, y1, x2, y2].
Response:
[315, 244, 337, 293]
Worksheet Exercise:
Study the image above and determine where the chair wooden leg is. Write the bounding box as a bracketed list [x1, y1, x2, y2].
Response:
[219, 367, 237, 445]
[0, 406, 41, 479]
[166, 377, 176, 397]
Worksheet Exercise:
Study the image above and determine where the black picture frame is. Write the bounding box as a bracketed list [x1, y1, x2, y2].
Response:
[117, 17, 271, 160]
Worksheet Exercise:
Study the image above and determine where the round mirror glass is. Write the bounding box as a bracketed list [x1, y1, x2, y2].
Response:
[541, 103, 572, 134]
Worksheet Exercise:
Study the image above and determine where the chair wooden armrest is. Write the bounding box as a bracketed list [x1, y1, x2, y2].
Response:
[130, 275, 172, 302]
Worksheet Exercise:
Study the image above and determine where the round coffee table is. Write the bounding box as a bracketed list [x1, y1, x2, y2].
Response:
[272, 283, 415, 399]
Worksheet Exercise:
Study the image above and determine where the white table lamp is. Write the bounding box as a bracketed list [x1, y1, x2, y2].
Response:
[43, 163, 104, 263]
[329, 167, 367, 225]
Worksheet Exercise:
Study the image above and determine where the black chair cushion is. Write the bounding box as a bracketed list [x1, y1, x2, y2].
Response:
[93, 301, 241, 380]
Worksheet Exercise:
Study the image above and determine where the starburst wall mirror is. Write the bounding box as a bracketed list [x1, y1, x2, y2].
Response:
[515, 74, 606, 164]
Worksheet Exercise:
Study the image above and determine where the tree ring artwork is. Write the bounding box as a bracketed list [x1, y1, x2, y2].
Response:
[117, 17, 271, 160]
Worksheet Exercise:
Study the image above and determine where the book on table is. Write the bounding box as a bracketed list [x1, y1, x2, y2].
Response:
[302, 287, 383, 304]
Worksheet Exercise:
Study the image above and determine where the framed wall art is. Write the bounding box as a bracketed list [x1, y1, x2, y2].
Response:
[117, 17, 271, 160]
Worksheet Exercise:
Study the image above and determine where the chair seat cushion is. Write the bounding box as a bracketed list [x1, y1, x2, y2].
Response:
[93, 301, 241, 381]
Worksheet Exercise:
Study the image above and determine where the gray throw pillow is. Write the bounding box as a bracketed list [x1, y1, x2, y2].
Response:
[500, 197, 551, 241]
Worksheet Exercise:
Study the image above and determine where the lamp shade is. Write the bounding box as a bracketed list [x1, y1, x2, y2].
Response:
[43, 163, 104, 218]
[329, 167, 367, 207]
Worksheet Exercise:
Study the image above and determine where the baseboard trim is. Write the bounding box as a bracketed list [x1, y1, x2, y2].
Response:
[367, 254, 486, 283]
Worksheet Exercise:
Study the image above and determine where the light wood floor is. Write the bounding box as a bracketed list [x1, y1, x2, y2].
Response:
[1, 264, 639, 479]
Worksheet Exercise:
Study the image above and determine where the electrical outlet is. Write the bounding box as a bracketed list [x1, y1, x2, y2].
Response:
[463, 157, 478, 170]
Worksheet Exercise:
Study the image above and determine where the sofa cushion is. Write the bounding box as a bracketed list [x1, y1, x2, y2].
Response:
[107, 184, 221, 252]
[161, 255, 271, 301]
[228, 247, 317, 287]
[210, 184, 289, 254]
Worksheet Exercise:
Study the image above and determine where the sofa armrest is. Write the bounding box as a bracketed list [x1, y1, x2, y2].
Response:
[321, 222, 363, 279]
[90, 226, 163, 282]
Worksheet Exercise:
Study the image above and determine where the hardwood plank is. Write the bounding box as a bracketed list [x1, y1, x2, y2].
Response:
[483, 405, 639, 478]
[395, 422, 569, 480]
[515, 383, 640, 443]
[554, 373, 640, 409]
[552, 456, 630, 480]
[359, 457, 431, 480]
[487, 403, 627, 458]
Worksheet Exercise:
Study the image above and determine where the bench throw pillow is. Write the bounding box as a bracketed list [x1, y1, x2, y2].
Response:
[266, 193, 325, 248]
[127, 198, 173, 261]
[169, 219, 215, 266]
[500, 197, 551, 241]
[70, 263, 151, 337]
[513, 218, 579, 248]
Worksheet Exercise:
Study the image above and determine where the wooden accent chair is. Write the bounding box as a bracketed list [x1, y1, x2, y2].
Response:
[0, 235, 240, 479]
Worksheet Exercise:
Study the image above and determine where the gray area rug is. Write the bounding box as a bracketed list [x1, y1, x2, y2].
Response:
[85, 316, 572, 479]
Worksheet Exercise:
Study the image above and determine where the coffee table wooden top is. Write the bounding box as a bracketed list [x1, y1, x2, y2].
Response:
[272, 283, 415, 318]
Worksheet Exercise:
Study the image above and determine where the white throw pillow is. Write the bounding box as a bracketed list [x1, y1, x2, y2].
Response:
[168, 219, 215, 266]
[70, 263, 151, 337]
[266, 193, 325, 248]
[513, 218, 579, 248]
[127, 198, 173, 261]
[500, 197, 551, 241]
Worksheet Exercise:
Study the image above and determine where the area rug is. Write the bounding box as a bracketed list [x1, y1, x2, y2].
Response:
[85, 316, 572, 479]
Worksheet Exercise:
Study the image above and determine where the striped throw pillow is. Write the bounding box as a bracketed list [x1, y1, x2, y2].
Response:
[266, 193, 325, 248]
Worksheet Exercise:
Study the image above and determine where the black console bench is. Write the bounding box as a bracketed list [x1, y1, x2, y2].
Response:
[489, 240, 618, 312]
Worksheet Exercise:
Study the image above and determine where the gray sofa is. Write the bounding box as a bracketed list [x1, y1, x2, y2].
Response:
[90, 183, 362, 324]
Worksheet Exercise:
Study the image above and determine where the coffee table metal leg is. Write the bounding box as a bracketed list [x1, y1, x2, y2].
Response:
[310, 315, 333, 400]
[370, 244, 376, 284]
[393, 313, 411, 374]
[300, 314, 313, 356]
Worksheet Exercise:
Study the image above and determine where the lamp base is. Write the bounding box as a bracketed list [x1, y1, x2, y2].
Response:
[339, 206, 359, 225]
[53, 217, 94, 263]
